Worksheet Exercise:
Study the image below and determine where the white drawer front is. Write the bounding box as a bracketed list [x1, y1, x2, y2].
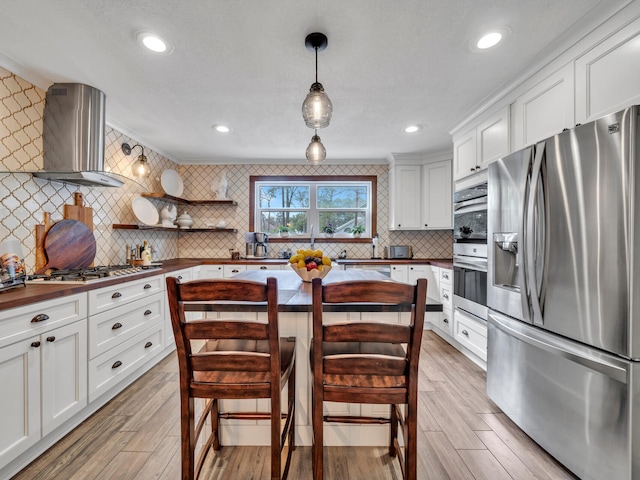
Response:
[223, 265, 247, 277]
[198, 265, 223, 279]
[89, 293, 164, 359]
[441, 286, 452, 308]
[440, 307, 453, 337]
[440, 268, 453, 286]
[88, 275, 164, 316]
[453, 309, 487, 361]
[165, 268, 195, 283]
[88, 325, 163, 402]
[246, 264, 283, 271]
[0, 294, 86, 348]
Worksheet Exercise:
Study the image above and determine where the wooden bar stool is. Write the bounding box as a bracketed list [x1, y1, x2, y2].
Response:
[166, 276, 296, 480]
[310, 277, 427, 480]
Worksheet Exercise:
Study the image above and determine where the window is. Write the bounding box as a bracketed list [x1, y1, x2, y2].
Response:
[250, 176, 377, 239]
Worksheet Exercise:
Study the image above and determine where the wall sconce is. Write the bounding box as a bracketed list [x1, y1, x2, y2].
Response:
[122, 143, 150, 177]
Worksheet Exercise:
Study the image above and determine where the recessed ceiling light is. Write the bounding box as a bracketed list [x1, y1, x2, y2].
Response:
[136, 31, 174, 54]
[404, 125, 420, 133]
[214, 125, 230, 133]
[470, 27, 510, 52]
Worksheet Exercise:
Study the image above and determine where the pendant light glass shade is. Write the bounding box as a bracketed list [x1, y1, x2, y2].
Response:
[302, 82, 333, 129]
[132, 154, 150, 177]
[306, 132, 326, 164]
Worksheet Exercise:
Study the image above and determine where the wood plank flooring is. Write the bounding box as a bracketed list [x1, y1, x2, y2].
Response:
[13, 331, 578, 479]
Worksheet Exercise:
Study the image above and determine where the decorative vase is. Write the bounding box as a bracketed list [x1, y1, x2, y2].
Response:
[216, 171, 228, 199]
[280, 231, 289, 238]
[353, 233, 362, 238]
[324, 232, 334, 238]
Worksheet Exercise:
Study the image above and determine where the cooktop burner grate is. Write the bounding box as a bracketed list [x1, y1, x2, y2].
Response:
[27, 265, 161, 284]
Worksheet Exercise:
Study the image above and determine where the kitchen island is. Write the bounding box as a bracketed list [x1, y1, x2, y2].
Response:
[178, 269, 442, 447]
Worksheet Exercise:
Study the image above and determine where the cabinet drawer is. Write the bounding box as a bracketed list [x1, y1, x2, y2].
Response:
[88, 325, 163, 402]
[246, 264, 282, 271]
[0, 294, 86, 348]
[440, 307, 453, 337]
[165, 267, 195, 283]
[198, 265, 223, 279]
[88, 275, 164, 316]
[89, 293, 164, 359]
[441, 286, 452, 308]
[224, 265, 247, 277]
[453, 309, 487, 361]
[440, 268, 453, 286]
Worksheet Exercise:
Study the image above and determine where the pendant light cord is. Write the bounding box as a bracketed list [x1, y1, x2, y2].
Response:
[315, 46, 318, 84]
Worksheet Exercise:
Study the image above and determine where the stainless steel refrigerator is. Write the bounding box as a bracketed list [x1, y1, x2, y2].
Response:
[487, 106, 640, 480]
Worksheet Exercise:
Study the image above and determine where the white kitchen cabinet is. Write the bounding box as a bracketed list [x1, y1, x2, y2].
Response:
[198, 264, 224, 279]
[511, 64, 574, 151]
[421, 160, 453, 229]
[88, 275, 164, 316]
[389, 157, 452, 231]
[223, 264, 247, 277]
[390, 264, 408, 283]
[164, 268, 195, 346]
[575, 15, 640, 124]
[0, 294, 88, 470]
[453, 106, 509, 182]
[453, 308, 487, 362]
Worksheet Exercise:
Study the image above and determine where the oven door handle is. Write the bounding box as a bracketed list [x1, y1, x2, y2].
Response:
[454, 202, 487, 214]
[453, 256, 488, 272]
[454, 197, 487, 211]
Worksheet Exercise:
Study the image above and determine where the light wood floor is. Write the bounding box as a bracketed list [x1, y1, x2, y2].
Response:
[13, 331, 577, 479]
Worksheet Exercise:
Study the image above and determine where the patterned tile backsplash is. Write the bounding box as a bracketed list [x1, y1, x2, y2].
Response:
[0, 66, 452, 273]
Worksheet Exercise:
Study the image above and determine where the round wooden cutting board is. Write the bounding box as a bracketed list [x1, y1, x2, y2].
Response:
[37, 219, 97, 273]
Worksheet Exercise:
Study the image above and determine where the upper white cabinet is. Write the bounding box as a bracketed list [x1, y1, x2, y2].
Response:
[389, 156, 452, 231]
[453, 106, 509, 181]
[575, 15, 640, 123]
[511, 64, 575, 150]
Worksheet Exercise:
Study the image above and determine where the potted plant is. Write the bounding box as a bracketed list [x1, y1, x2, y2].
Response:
[278, 224, 291, 238]
[348, 225, 366, 238]
[322, 223, 335, 238]
[459, 225, 473, 238]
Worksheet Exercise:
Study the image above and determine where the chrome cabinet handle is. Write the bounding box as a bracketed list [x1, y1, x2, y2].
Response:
[177, 276, 183, 280]
[442, 273, 449, 279]
[462, 330, 469, 336]
[31, 313, 49, 323]
[143, 284, 152, 289]
[112, 292, 122, 299]
[443, 293, 449, 300]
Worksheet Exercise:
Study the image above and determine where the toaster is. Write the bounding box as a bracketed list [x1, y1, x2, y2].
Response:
[388, 245, 413, 259]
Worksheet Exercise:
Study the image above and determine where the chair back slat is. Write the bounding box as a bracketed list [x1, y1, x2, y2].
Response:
[323, 323, 410, 344]
[191, 352, 271, 372]
[184, 321, 269, 340]
[322, 280, 415, 305]
[177, 279, 268, 302]
[324, 355, 407, 376]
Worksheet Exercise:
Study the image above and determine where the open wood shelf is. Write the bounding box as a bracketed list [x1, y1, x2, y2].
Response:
[141, 192, 237, 205]
[113, 224, 238, 233]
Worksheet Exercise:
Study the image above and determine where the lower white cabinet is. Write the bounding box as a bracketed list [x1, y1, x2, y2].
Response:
[453, 308, 487, 362]
[0, 294, 87, 469]
[223, 264, 247, 277]
[198, 264, 223, 279]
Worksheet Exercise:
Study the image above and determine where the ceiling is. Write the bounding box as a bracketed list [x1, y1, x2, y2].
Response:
[0, 0, 623, 164]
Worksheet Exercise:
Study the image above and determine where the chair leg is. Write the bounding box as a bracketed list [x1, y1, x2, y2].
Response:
[271, 394, 282, 480]
[389, 403, 398, 457]
[312, 385, 323, 480]
[406, 399, 417, 480]
[211, 399, 220, 451]
[289, 362, 296, 451]
[182, 396, 195, 480]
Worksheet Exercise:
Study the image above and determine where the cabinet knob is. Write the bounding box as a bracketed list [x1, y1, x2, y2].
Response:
[31, 313, 49, 323]
[112, 292, 122, 299]
[112, 360, 123, 369]
[143, 284, 152, 289]
[462, 329, 469, 336]
[112, 322, 123, 330]
[144, 309, 152, 316]
[144, 341, 153, 349]
[443, 318, 449, 324]
[177, 276, 183, 280]
[424, 224, 428, 227]
[442, 273, 449, 279]
[46, 336, 55, 342]
[31, 341, 41, 348]
[443, 293, 449, 300]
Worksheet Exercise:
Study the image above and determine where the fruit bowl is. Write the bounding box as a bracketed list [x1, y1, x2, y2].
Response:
[290, 264, 332, 282]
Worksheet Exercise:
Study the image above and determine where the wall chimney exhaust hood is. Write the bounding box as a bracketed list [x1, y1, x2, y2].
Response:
[33, 83, 124, 188]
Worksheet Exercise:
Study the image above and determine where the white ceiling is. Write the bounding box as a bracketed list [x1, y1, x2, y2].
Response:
[0, 0, 624, 164]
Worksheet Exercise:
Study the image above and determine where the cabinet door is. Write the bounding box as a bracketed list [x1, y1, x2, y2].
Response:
[390, 265, 408, 283]
[453, 129, 477, 181]
[512, 64, 574, 150]
[408, 265, 439, 328]
[477, 106, 509, 170]
[390, 165, 422, 230]
[575, 16, 640, 123]
[421, 160, 452, 229]
[199, 265, 224, 279]
[41, 320, 88, 436]
[0, 337, 40, 468]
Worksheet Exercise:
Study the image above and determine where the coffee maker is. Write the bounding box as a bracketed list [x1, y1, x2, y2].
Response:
[254, 232, 269, 258]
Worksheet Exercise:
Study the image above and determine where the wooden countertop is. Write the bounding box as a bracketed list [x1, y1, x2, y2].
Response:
[0, 258, 451, 312]
[183, 270, 443, 313]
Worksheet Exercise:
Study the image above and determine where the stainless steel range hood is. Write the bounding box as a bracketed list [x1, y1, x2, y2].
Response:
[33, 83, 124, 188]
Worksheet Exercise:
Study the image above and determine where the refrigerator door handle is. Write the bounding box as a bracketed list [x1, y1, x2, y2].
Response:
[489, 312, 629, 384]
[526, 142, 546, 325]
[519, 147, 533, 323]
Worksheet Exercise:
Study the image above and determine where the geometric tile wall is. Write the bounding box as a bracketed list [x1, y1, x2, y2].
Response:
[1, 66, 451, 275]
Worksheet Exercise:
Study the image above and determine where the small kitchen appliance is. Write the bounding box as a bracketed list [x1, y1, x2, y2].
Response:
[254, 232, 269, 258]
[388, 245, 412, 259]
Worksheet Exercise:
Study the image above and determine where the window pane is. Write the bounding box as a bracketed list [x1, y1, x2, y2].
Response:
[260, 211, 308, 233]
[317, 186, 367, 208]
[259, 185, 309, 208]
[319, 212, 367, 234]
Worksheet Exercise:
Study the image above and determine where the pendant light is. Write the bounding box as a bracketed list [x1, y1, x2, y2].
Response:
[302, 32, 332, 129]
[122, 143, 151, 178]
[306, 130, 326, 164]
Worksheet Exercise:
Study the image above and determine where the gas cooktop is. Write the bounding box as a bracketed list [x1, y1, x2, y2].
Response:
[27, 265, 162, 284]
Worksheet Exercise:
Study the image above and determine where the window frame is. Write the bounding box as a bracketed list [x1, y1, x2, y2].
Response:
[249, 175, 377, 243]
